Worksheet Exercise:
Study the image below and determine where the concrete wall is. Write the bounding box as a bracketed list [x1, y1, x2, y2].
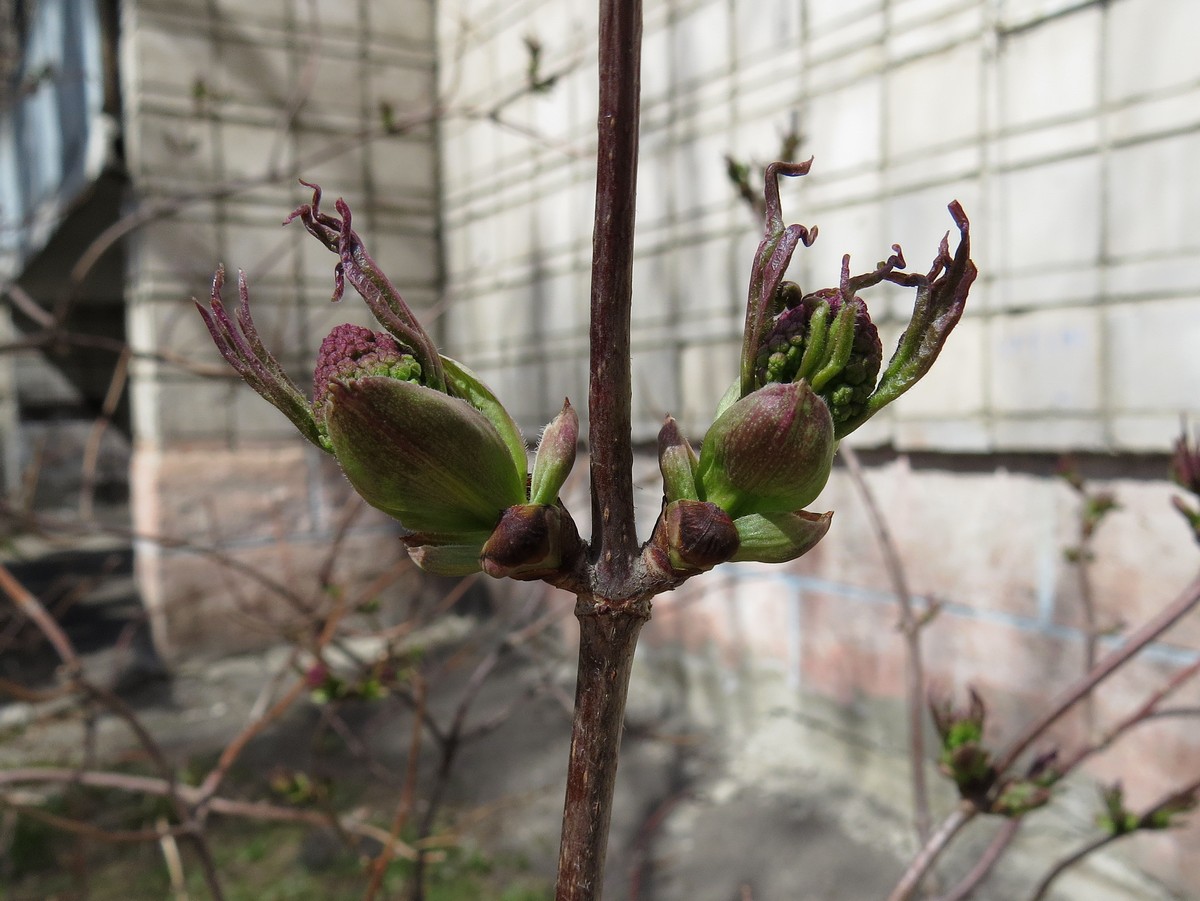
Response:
[438, 0, 1200, 451]
[120, 0, 440, 657]
[437, 0, 1200, 896]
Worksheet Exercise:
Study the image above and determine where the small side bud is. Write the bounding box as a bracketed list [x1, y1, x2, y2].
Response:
[1098, 783, 1140, 836]
[481, 504, 567, 580]
[662, 500, 739, 573]
[991, 778, 1052, 817]
[658, 416, 700, 502]
[1140, 785, 1199, 831]
[530, 399, 579, 505]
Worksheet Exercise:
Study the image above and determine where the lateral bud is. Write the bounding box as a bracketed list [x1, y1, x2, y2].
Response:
[661, 499, 740, 573]
[480, 503, 581, 580]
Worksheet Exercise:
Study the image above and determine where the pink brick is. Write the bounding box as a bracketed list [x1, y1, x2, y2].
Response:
[133, 441, 417, 659]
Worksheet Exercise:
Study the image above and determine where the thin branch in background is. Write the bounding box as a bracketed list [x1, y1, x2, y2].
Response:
[0, 500, 321, 617]
[932, 818, 1023, 901]
[993, 570, 1200, 776]
[364, 671, 427, 901]
[0, 562, 228, 901]
[886, 802, 976, 901]
[158, 816, 191, 901]
[1146, 706, 1200, 721]
[407, 595, 561, 897]
[0, 561, 82, 670]
[196, 593, 350, 806]
[1042, 654, 1200, 809]
[316, 494, 369, 593]
[0, 768, 417, 854]
[888, 569, 1200, 901]
[1028, 832, 1121, 901]
[266, 0, 322, 172]
[195, 677, 309, 806]
[0, 326, 237, 377]
[0, 550, 118, 656]
[2, 282, 56, 328]
[626, 788, 689, 901]
[840, 443, 935, 845]
[79, 346, 130, 521]
[0, 801, 185, 845]
[1057, 459, 1121, 735]
[15, 432, 46, 514]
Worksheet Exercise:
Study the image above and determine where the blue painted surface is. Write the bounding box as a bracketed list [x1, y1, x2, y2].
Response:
[0, 0, 106, 272]
[727, 564, 1200, 667]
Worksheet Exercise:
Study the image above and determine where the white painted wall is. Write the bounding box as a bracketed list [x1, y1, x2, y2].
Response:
[437, 0, 1200, 455]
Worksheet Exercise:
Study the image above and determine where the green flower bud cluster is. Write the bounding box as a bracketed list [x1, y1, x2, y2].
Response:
[198, 184, 581, 579]
[652, 159, 975, 573]
[312, 324, 422, 432]
[754, 284, 883, 429]
[737, 161, 976, 441]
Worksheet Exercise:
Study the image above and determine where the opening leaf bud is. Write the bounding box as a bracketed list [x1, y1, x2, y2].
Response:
[442, 356, 529, 486]
[325, 376, 526, 537]
[658, 416, 700, 503]
[696, 381, 836, 520]
[530, 399, 579, 506]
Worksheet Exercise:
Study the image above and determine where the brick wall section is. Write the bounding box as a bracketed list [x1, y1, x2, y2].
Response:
[120, 0, 439, 657]
[622, 457, 1200, 898]
[438, 0, 1200, 896]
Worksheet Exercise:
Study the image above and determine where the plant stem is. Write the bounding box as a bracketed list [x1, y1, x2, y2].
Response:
[886, 802, 976, 901]
[1026, 833, 1120, 901]
[587, 0, 642, 590]
[555, 601, 650, 900]
[933, 818, 1023, 901]
[557, 0, 649, 894]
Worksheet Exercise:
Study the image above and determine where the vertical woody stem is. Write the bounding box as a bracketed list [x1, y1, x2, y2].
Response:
[555, 602, 650, 900]
[555, 0, 646, 897]
[587, 0, 642, 590]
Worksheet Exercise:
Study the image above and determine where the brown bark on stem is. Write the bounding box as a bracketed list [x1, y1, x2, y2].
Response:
[555, 601, 650, 900]
[587, 0, 642, 591]
[556, 0, 649, 895]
